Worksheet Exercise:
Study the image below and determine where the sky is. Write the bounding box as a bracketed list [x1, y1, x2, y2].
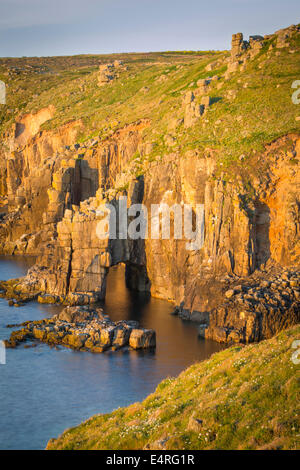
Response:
[0, 0, 299, 57]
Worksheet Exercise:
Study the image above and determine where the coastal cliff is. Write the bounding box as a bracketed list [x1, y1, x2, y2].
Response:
[0, 24, 299, 343]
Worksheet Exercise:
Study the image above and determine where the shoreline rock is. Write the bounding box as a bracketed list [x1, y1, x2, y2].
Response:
[5, 306, 156, 352]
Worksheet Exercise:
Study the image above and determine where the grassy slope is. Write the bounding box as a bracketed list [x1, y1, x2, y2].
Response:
[1, 28, 300, 177]
[47, 325, 300, 450]
[0, 51, 220, 137]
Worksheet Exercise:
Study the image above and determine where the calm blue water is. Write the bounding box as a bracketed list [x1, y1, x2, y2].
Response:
[0, 257, 224, 450]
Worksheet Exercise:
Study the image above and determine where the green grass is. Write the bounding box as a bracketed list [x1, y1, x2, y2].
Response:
[47, 325, 300, 450]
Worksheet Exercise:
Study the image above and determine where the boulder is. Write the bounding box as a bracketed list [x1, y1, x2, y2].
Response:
[225, 289, 235, 299]
[100, 326, 115, 347]
[46, 331, 63, 344]
[57, 306, 101, 324]
[201, 96, 212, 107]
[32, 327, 46, 341]
[187, 415, 203, 432]
[84, 337, 95, 349]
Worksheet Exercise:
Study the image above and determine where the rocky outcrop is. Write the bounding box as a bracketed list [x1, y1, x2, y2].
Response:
[230, 32, 263, 61]
[0, 118, 84, 255]
[0, 27, 299, 346]
[0, 118, 148, 257]
[98, 60, 126, 86]
[1, 132, 299, 347]
[275, 24, 300, 48]
[5, 306, 156, 352]
[197, 267, 300, 343]
[231, 33, 248, 58]
[226, 25, 300, 79]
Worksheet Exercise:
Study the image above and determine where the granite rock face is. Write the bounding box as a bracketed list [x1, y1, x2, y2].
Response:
[98, 60, 126, 86]
[1, 131, 298, 344]
[5, 306, 156, 352]
[197, 267, 300, 343]
[0, 31, 299, 345]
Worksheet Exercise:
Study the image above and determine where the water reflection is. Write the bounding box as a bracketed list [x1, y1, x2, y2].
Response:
[0, 257, 224, 450]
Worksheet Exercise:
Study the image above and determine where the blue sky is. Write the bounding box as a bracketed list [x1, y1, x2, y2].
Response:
[0, 0, 299, 57]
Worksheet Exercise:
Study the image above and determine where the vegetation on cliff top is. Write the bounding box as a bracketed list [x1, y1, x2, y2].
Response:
[47, 325, 300, 450]
[1, 25, 300, 175]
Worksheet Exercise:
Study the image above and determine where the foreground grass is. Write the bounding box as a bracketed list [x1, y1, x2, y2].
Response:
[47, 325, 300, 450]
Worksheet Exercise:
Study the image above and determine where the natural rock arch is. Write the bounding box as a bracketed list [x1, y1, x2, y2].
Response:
[254, 201, 271, 268]
[0, 80, 5, 104]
